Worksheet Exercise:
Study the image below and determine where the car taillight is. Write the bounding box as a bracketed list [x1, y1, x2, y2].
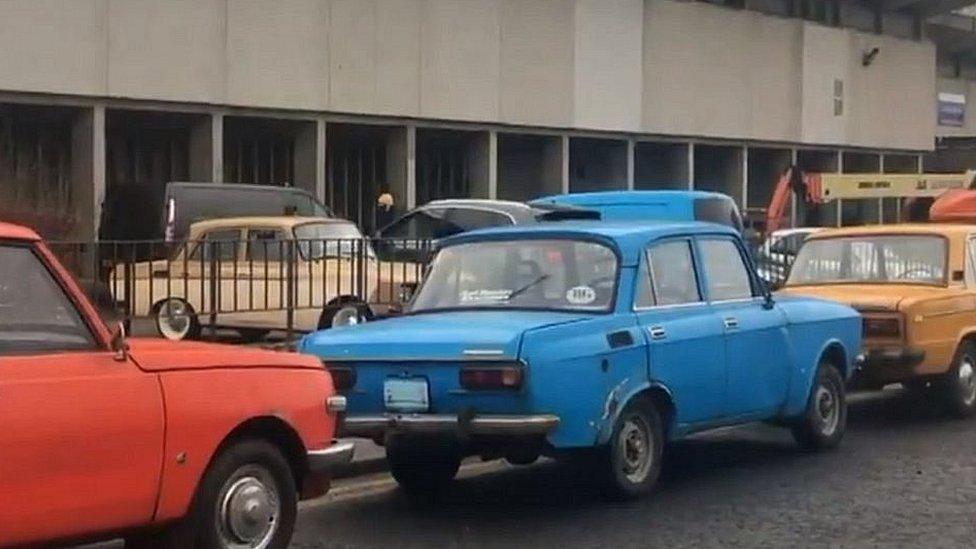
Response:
[863, 316, 901, 338]
[459, 363, 524, 390]
[326, 365, 357, 392]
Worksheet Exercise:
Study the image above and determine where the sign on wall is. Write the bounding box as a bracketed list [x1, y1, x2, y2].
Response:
[938, 92, 966, 127]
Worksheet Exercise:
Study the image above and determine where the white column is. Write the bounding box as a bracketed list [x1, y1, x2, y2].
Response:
[92, 105, 106, 237]
[687, 142, 695, 190]
[560, 135, 570, 194]
[790, 148, 798, 228]
[315, 118, 326, 202]
[487, 130, 498, 199]
[878, 154, 885, 223]
[741, 145, 749, 209]
[626, 139, 636, 190]
[211, 112, 224, 183]
[406, 125, 417, 209]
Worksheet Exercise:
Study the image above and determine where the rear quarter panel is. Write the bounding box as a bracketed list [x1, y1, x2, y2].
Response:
[902, 293, 976, 374]
[153, 368, 334, 522]
[776, 297, 861, 416]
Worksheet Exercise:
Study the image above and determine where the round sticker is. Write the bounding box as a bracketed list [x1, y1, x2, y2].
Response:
[566, 285, 596, 305]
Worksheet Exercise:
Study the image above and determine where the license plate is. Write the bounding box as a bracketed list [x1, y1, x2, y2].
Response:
[383, 378, 429, 412]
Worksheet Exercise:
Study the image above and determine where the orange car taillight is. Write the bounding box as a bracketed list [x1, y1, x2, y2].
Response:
[325, 365, 357, 392]
[460, 363, 524, 390]
[863, 316, 901, 338]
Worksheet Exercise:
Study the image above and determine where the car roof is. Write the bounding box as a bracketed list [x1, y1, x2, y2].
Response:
[188, 216, 347, 232]
[417, 199, 597, 223]
[531, 190, 731, 206]
[807, 223, 976, 240]
[441, 220, 738, 265]
[0, 220, 41, 241]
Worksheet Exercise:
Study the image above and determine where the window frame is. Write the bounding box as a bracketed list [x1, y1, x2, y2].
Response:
[0, 241, 101, 356]
[695, 236, 760, 303]
[633, 237, 705, 311]
[187, 227, 245, 263]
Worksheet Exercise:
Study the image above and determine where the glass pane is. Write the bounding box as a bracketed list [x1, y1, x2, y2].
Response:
[246, 229, 286, 262]
[699, 239, 754, 301]
[647, 240, 700, 306]
[788, 235, 946, 285]
[0, 246, 95, 354]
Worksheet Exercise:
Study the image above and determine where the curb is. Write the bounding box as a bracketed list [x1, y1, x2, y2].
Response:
[333, 456, 389, 479]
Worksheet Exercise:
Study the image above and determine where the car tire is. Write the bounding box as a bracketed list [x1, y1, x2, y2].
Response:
[194, 439, 297, 549]
[237, 328, 270, 343]
[154, 298, 201, 341]
[940, 341, 976, 418]
[386, 436, 461, 495]
[599, 397, 663, 500]
[792, 361, 847, 450]
[317, 300, 374, 330]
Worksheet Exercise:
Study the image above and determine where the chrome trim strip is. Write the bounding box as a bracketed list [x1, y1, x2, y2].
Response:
[342, 413, 560, 437]
[462, 349, 506, 356]
[306, 440, 355, 473]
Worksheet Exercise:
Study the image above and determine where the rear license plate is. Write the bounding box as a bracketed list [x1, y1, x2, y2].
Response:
[383, 378, 429, 412]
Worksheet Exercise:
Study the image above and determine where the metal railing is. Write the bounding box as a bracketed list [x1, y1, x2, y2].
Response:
[47, 238, 431, 340]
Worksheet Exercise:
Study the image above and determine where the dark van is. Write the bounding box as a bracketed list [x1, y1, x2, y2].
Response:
[162, 182, 332, 243]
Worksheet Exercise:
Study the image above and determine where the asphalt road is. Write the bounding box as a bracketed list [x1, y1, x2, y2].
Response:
[290, 387, 976, 549]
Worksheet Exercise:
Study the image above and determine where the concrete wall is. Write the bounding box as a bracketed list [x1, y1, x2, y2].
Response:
[0, 0, 938, 151]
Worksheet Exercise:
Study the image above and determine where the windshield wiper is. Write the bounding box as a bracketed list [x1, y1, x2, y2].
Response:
[504, 274, 550, 302]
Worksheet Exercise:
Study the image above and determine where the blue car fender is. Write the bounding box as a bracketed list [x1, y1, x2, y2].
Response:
[595, 379, 677, 446]
[782, 337, 851, 418]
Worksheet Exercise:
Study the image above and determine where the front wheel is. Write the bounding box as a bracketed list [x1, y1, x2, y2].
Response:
[154, 298, 201, 341]
[792, 362, 847, 450]
[940, 341, 976, 418]
[599, 398, 663, 499]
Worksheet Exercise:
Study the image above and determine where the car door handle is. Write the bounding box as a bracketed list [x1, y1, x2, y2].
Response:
[648, 325, 667, 340]
[606, 330, 634, 348]
[724, 317, 739, 330]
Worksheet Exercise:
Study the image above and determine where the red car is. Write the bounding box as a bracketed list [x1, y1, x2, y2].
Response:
[0, 221, 352, 548]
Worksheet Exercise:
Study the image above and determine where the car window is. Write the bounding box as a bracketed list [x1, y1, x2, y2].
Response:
[634, 254, 655, 308]
[699, 239, 754, 301]
[379, 208, 459, 240]
[188, 229, 241, 262]
[246, 229, 287, 262]
[0, 245, 96, 355]
[446, 208, 513, 232]
[646, 240, 701, 306]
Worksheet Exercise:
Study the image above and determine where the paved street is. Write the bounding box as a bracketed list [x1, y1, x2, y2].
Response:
[289, 388, 976, 548]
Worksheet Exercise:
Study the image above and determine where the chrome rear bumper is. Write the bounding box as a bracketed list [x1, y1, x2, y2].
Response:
[343, 413, 560, 438]
[306, 440, 355, 474]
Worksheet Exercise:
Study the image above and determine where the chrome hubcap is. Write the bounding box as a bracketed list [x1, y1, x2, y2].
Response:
[332, 306, 361, 327]
[815, 382, 839, 437]
[619, 415, 653, 484]
[217, 467, 279, 549]
[158, 299, 191, 340]
[958, 357, 976, 406]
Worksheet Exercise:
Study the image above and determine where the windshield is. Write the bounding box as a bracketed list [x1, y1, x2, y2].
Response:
[409, 239, 618, 313]
[786, 235, 947, 286]
[294, 222, 375, 260]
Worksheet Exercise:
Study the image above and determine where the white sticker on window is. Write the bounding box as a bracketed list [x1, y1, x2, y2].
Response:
[566, 285, 596, 305]
[460, 289, 510, 303]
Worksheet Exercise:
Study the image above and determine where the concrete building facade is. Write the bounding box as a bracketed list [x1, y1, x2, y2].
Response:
[0, 0, 955, 240]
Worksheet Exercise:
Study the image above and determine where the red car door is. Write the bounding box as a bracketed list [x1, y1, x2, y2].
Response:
[0, 242, 164, 546]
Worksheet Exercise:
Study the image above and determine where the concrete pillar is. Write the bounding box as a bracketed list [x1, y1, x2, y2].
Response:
[741, 145, 749, 209]
[315, 118, 326, 202]
[385, 126, 411, 212]
[626, 139, 635, 190]
[189, 113, 221, 182]
[488, 131, 498, 199]
[467, 131, 492, 199]
[560, 135, 570, 194]
[212, 113, 223, 182]
[71, 104, 106, 241]
[687, 143, 695, 190]
[790, 148, 798, 228]
[406, 125, 417, 208]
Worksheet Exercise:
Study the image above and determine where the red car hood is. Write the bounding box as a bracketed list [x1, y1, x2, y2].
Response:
[127, 338, 322, 372]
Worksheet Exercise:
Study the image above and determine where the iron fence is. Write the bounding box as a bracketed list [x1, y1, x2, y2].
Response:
[47, 238, 430, 340]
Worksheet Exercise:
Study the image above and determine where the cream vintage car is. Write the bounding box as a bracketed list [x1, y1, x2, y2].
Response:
[112, 216, 411, 340]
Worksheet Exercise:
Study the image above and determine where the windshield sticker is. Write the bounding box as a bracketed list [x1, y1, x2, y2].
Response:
[566, 285, 596, 305]
[460, 289, 511, 303]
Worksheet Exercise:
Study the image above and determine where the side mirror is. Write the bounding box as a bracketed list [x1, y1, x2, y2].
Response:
[762, 282, 776, 310]
[110, 321, 129, 362]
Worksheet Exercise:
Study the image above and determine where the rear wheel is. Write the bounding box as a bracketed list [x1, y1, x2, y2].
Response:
[386, 436, 461, 495]
[154, 298, 201, 341]
[317, 300, 374, 330]
[792, 362, 847, 450]
[941, 341, 976, 418]
[599, 398, 663, 499]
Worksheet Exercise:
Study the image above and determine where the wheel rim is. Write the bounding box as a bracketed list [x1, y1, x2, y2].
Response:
[958, 356, 976, 407]
[216, 465, 280, 549]
[157, 299, 191, 340]
[815, 379, 840, 437]
[618, 414, 653, 484]
[332, 305, 362, 328]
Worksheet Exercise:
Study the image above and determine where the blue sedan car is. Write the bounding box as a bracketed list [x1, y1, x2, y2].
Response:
[300, 221, 861, 498]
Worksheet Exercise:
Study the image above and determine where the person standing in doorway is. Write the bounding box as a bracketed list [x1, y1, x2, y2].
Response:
[375, 192, 396, 231]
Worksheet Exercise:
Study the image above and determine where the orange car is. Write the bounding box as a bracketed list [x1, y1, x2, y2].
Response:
[0, 221, 352, 548]
[780, 224, 976, 417]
